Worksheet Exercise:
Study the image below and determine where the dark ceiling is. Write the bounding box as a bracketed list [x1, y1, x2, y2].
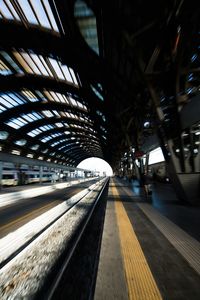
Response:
[0, 0, 199, 170]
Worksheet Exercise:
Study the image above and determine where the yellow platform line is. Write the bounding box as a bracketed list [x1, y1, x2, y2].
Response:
[112, 183, 162, 300]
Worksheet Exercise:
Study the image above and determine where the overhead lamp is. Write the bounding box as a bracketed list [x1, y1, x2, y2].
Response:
[144, 121, 150, 128]
[0, 131, 9, 140]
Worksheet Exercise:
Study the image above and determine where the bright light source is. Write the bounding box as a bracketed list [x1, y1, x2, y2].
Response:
[77, 157, 113, 176]
[149, 147, 165, 165]
[144, 121, 150, 128]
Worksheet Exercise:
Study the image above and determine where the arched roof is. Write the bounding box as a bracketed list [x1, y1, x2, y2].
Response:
[0, 0, 199, 169]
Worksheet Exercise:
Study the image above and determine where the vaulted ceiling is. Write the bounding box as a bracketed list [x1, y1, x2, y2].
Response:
[0, 0, 199, 169]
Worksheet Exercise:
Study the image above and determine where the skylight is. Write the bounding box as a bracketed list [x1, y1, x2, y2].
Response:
[0, 51, 23, 73]
[11, 50, 79, 86]
[6, 117, 28, 129]
[74, 0, 99, 55]
[21, 90, 39, 102]
[27, 128, 43, 137]
[0, 0, 59, 32]
[0, 59, 12, 75]
[6, 112, 42, 129]
[91, 84, 104, 101]
[42, 110, 54, 118]
[0, 92, 29, 111]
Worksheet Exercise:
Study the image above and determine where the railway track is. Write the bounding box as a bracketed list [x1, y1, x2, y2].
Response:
[0, 178, 109, 299]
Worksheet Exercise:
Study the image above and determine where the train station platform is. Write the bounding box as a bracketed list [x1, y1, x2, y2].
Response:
[94, 178, 200, 300]
[0, 177, 96, 208]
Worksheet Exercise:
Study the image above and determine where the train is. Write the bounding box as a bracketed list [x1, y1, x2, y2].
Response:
[1, 163, 63, 186]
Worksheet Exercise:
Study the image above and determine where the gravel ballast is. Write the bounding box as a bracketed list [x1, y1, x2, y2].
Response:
[0, 178, 107, 299]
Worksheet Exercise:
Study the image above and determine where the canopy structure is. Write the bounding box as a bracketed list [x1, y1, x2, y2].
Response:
[0, 0, 199, 171]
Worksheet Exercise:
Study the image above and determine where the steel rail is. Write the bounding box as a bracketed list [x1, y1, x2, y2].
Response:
[46, 177, 109, 299]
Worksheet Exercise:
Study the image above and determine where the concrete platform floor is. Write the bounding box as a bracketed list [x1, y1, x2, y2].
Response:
[94, 178, 200, 300]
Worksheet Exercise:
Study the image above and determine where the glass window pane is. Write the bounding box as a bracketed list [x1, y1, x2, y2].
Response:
[62, 65, 73, 82]
[21, 90, 39, 102]
[9, 93, 25, 104]
[0, 105, 6, 112]
[30, 0, 51, 29]
[30, 54, 49, 76]
[0, 96, 13, 108]
[56, 93, 66, 103]
[50, 91, 60, 102]
[49, 58, 65, 80]
[0, 0, 14, 19]
[17, 0, 38, 25]
[21, 53, 41, 74]
[42, 110, 54, 117]
[52, 110, 60, 116]
[13, 51, 33, 73]
[4, 0, 20, 20]
[43, 90, 53, 101]
[2, 95, 20, 106]
[43, 0, 59, 32]
[0, 51, 23, 73]
[39, 56, 53, 76]
[32, 112, 42, 119]
[69, 68, 78, 85]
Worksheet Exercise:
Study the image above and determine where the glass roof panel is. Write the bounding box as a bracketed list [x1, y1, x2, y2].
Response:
[91, 84, 104, 101]
[8, 93, 24, 104]
[39, 125, 54, 131]
[6, 117, 28, 129]
[21, 53, 41, 74]
[29, 0, 51, 29]
[49, 58, 65, 80]
[0, 51, 23, 73]
[52, 110, 60, 117]
[42, 0, 59, 32]
[21, 89, 40, 102]
[56, 93, 69, 104]
[55, 123, 64, 127]
[4, 0, 20, 19]
[39, 56, 54, 76]
[62, 65, 73, 83]
[74, 0, 99, 55]
[0, 96, 15, 108]
[13, 51, 33, 73]
[17, 0, 38, 25]
[1, 93, 25, 107]
[41, 136, 53, 142]
[42, 110, 54, 118]
[0, 59, 12, 75]
[0, 105, 6, 113]
[30, 54, 49, 76]
[69, 68, 78, 85]
[0, 0, 14, 19]
[69, 97, 77, 107]
[27, 128, 42, 137]
[5, 50, 79, 86]
[49, 91, 61, 102]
